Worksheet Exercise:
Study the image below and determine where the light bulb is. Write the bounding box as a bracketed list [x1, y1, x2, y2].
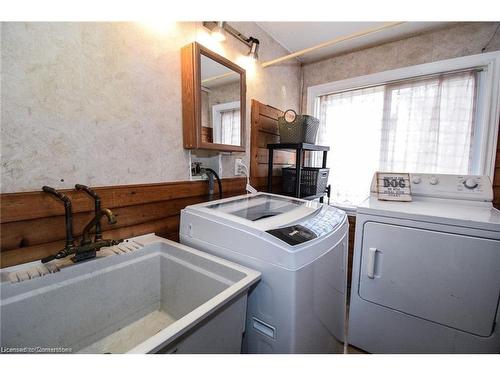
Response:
[237, 55, 257, 78]
[211, 22, 226, 42]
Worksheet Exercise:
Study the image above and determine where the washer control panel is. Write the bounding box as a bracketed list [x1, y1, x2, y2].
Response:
[266, 205, 346, 246]
[266, 225, 317, 246]
[409, 173, 493, 201]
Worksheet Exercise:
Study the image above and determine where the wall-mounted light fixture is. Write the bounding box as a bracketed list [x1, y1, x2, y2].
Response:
[210, 21, 226, 42]
[203, 21, 260, 61]
[247, 37, 259, 61]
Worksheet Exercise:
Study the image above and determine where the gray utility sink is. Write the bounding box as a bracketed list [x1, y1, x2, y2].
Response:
[0, 234, 261, 353]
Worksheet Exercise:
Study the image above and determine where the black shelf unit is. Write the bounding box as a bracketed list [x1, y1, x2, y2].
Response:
[267, 143, 330, 202]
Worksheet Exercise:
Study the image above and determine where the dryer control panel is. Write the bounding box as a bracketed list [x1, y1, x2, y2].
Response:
[371, 173, 493, 202]
[409, 174, 493, 201]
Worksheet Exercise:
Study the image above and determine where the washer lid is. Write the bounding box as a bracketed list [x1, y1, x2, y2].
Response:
[189, 192, 322, 232]
[358, 196, 500, 232]
[206, 194, 304, 221]
[182, 195, 348, 270]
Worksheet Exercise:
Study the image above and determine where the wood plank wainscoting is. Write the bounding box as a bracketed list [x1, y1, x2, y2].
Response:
[0, 178, 246, 268]
[249, 99, 296, 192]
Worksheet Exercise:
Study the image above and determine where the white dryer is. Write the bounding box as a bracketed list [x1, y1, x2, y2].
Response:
[180, 193, 348, 353]
[348, 173, 500, 353]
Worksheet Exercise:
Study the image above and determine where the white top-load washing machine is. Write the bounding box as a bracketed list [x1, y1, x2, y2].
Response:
[348, 173, 500, 353]
[180, 192, 348, 354]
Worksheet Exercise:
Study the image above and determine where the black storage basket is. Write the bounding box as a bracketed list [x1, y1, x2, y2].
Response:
[278, 109, 320, 144]
[282, 167, 330, 198]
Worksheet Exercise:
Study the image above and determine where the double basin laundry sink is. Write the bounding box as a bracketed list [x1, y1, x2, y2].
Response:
[0, 234, 260, 353]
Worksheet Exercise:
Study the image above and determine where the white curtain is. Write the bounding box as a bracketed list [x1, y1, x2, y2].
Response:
[316, 86, 385, 206]
[379, 72, 476, 174]
[220, 109, 241, 146]
[315, 71, 477, 206]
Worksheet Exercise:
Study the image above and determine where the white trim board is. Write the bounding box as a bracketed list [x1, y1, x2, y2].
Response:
[306, 51, 500, 179]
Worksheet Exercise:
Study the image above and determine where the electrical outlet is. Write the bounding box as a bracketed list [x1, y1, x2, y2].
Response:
[234, 158, 244, 176]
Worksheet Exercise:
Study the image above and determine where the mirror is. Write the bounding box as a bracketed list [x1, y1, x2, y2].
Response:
[182, 42, 246, 152]
[200, 55, 241, 146]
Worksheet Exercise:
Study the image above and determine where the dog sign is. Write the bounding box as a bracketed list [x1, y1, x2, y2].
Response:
[376, 172, 412, 201]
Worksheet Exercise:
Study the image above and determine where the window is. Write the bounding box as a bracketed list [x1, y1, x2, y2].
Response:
[308, 53, 500, 208]
[315, 71, 477, 205]
[212, 101, 241, 145]
[220, 108, 241, 145]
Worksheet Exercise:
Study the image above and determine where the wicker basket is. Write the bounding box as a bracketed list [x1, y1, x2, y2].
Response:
[282, 167, 330, 197]
[278, 109, 320, 144]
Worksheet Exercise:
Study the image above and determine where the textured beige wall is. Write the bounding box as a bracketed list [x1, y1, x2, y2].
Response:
[5, 22, 496, 194]
[302, 22, 500, 111]
[1, 22, 301, 193]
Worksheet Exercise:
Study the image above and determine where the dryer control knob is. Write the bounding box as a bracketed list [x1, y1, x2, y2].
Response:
[463, 178, 479, 189]
[429, 176, 439, 185]
[412, 176, 421, 184]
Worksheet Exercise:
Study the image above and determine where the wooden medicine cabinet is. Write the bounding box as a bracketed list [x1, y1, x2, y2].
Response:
[181, 42, 246, 152]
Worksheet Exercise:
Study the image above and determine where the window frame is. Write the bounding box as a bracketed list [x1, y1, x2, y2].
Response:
[306, 51, 500, 180]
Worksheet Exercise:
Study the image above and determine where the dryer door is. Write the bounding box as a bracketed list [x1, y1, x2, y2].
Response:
[358, 222, 500, 337]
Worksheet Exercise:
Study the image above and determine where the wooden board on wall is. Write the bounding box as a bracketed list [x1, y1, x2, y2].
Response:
[249, 99, 296, 192]
[201, 126, 213, 143]
[0, 177, 246, 268]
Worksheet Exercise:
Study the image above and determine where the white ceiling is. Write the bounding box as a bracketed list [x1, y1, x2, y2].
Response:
[256, 22, 453, 63]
